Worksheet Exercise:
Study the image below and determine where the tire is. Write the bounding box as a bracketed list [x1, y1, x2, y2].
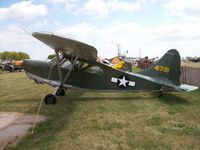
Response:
[44, 94, 56, 105]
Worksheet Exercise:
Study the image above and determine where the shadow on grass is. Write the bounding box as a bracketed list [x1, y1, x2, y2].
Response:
[68, 91, 191, 105]
[158, 93, 191, 105]
[71, 96, 154, 102]
[69, 91, 159, 101]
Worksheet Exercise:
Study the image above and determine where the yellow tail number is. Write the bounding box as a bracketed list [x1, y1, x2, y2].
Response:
[154, 65, 170, 73]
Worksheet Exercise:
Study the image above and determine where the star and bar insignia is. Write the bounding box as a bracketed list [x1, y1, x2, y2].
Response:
[111, 75, 136, 88]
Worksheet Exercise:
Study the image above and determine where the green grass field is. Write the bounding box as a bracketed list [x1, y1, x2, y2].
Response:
[0, 72, 200, 150]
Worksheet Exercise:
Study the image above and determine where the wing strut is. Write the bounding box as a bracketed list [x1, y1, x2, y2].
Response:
[55, 50, 63, 84]
[63, 55, 79, 83]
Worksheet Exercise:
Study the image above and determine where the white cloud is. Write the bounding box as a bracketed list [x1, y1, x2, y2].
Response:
[54, 20, 62, 26]
[76, 0, 142, 18]
[51, 0, 79, 4]
[154, 23, 200, 41]
[50, 0, 79, 11]
[0, 25, 52, 60]
[79, 0, 108, 17]
[50, 0, 143, 18]
[55, 21, 200, 58]
[0, 1, 48, 20]
[64, 0, 80, 11]
[108, 0, 141, 12]
[1, 0, 200, 60]
[1, 19, 200, 60]
[56, 22, 95, 39]
[163, 0, 200, 17]
[32, 20, 48, 28]
[51, 0, 66, 3]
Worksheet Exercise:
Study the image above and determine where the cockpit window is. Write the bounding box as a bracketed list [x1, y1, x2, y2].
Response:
[75, 60, 103, 75]
[84, 66, 103, 75]
[49, 54, 63, 66]
[61, 59, 72, 69]
[74, 61, 88, 70]
[49, 57, 56, 65]
[50, 57, 103, 75]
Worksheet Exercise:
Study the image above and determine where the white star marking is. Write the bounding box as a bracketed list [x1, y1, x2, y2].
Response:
[111, 76, 136, 87]
[118, 76, 129, 87]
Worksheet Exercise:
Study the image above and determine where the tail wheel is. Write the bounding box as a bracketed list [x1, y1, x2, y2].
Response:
[44, 94, 56, 105]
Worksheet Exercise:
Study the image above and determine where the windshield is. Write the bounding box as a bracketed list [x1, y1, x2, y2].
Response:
[49, 57, 103, 75]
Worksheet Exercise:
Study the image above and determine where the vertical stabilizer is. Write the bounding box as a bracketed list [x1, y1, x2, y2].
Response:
[139, 49, 181, 85]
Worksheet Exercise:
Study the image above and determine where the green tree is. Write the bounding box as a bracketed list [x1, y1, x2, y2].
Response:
[1, 51, 12, 62]
[0, 51, 30, 62]
[18, 52, 30, 60]
[47, 54, 56, 59]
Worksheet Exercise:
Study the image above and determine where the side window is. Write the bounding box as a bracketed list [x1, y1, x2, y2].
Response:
[74, 61, 88, 70]
[61, 59, 72, 70]
[57, 59, 104, 75]
[74, 60, 103, 75]
[84, 66, 103, 75]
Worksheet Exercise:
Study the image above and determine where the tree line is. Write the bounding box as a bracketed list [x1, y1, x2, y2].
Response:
[0, 51, 30, 62]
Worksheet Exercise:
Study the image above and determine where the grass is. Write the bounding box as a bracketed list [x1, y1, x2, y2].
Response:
[0, 72, 200, 150]
[181, 62, 200, 68]
[132, 67, 142, 72]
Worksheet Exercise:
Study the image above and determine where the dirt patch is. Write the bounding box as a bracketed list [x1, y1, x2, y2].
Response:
[0, 112, 47, 150]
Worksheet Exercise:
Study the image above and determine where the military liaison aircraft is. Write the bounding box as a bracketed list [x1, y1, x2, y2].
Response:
[23, 32, 198, 105]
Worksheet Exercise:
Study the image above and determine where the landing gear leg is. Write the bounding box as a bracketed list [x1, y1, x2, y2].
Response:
[55, 85, 66, 96]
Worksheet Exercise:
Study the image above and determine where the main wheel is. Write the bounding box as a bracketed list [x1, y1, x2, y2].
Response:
[55, 88, 65, 96]
[44, 94, 56, 105]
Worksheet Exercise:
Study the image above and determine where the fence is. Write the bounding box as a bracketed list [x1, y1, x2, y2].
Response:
[180, 66, 200, 87]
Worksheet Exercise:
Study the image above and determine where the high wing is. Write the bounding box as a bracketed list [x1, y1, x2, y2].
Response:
[32, 32, 97, 62]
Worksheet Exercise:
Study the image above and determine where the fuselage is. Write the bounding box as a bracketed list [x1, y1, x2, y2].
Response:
[23, 59, 162, 91]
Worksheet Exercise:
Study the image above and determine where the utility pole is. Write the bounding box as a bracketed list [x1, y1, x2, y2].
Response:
[116, 44, 121, 57]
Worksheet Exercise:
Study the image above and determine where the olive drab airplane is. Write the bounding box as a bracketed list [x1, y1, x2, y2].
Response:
[23, 32, 199, 104]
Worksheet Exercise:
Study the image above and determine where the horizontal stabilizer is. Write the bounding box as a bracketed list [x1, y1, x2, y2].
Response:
[32, 32, 97, 62]
[177, 84, 199, 92]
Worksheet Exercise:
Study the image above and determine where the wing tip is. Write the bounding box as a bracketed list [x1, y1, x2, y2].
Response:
[32, 31, 55, 38]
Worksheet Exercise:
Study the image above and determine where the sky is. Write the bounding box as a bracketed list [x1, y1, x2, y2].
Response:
[0, 0, 200, 60]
